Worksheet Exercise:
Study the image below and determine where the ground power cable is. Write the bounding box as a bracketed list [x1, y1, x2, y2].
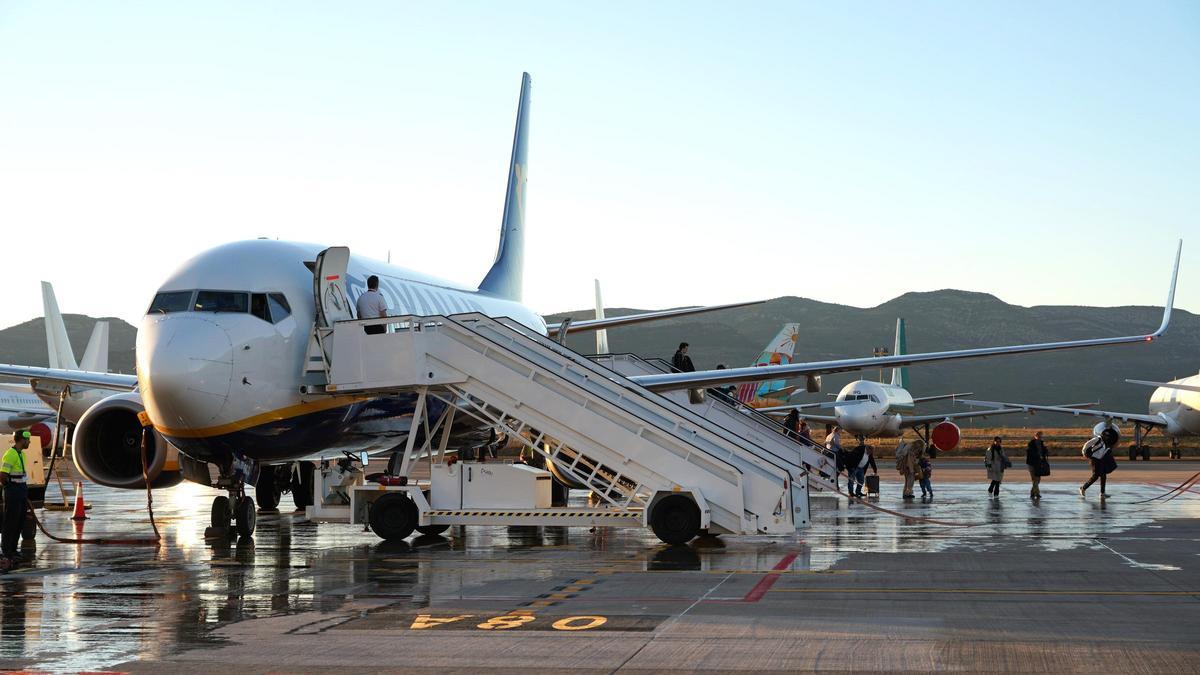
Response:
[23, 426, 161, 546]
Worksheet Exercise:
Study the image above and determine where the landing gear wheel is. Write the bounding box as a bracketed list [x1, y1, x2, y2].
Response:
[256, 469, 281, 511]
[415, 491, 449, 536]
[211, 495, 232, 529]
[292, 462, 315, 510]
[234, 496, 256, 538]
[369, 493, 417, 541]
[650, 495, 701, 546]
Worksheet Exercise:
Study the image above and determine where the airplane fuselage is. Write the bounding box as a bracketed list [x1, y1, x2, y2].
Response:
[832, 380, 915, 438]
[1148, 373, 1200, 438]
[137, 239, 546, 465]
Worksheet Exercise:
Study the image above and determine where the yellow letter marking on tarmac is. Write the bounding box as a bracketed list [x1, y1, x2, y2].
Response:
[411, 614, 474, 630]
[477, 614, 537, 630]
[552, 616, 608, 631]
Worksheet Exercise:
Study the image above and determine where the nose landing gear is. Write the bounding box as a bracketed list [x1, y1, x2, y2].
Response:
[206, 458, 259, 539]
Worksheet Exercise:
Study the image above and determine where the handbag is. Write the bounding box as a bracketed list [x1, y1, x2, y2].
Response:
[1037, 459, 1051, 477]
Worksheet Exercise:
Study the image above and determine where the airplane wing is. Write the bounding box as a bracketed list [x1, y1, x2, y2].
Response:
[957, 399, 1167, 427]
[758, 399, 867, 413]
[911, 393, 973, 404]
[0, 364, 137, 391]
[1126, 379, 1200, 394]
[546, 300, 764, 336]
[0, 406, 51, 419]
[630, 241, 1180, 392]
[901, 407, 1031, 426]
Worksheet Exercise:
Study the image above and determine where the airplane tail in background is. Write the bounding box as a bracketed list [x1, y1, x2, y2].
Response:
[593, 279, 609, 355]
[891, 317, 909, 389]
[736, 323, 801, 404]
[80, 321, 110, 372]
[478, 72, 531, 302]
[42, 281, 78, 370]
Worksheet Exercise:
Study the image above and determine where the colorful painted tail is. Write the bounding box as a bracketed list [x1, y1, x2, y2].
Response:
[736, 323, 801, 404]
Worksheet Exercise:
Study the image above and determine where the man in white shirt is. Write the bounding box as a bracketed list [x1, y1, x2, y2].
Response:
[356, 275, 389, 334]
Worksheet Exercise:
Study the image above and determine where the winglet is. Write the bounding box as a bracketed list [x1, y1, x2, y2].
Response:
[1151, 239, 1181, 338]
[41, 281, 78, 370]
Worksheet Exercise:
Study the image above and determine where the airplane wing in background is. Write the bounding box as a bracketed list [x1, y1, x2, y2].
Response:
[911, 392, 973, 404]
[630, 241, 1180, 393]
[0, 364, 138, 391]
[901, 407, 1033, 426]
[1126, 379, 1200, 394]
[546, 299, 764, 336]
[958, 399, 1167, 427]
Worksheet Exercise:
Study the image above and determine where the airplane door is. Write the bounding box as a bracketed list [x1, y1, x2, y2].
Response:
[314, 246, 354, 328]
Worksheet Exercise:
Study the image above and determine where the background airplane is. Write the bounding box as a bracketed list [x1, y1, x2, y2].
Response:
[961, 372, 1200, 459]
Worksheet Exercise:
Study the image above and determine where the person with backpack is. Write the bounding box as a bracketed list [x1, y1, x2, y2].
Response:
[845, 442, 877, 498]
[1080, 428, 1118, 498]
[896, 439, 925, 499]
[1026, 431, 1050, 500]
[985, 436, 1010, 497]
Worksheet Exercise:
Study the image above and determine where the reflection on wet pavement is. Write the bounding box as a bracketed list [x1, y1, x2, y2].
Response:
[0, 480, 1196, 671]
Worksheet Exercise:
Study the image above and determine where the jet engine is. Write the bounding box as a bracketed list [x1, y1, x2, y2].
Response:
[26, 421, 62, 452]
[930, 421, 961, 452]
[805, 375, 822, 393]
[73, 392, 183, 489]
[1092, 421, 1121, 445]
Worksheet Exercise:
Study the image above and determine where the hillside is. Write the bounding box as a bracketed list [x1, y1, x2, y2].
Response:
[0, 314, 137, 374]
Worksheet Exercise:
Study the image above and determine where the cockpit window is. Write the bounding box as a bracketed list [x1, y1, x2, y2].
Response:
[250, 294, 271, 322]
[194, 291, 249, 313]
[148, 291, 193, 314]
[268, 293, 292, 322]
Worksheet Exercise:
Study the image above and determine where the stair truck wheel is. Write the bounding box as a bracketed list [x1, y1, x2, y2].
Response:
[292, 461, 315, 509]
[211, 495, 232, 529]
[234, 496, 257, 538]
[650, 494, 701, 546]
[256, 469, 281, 511]
[370, 492, 418, 541]
[415, 491, 449, 536]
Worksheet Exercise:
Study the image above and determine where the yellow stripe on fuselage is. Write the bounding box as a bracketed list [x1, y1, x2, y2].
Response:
[155, 394, 374, 439]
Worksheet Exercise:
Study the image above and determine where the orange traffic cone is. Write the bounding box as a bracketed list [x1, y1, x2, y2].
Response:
[71, 481, 88, 521]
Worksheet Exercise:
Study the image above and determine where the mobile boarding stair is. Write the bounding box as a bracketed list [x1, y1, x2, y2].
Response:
[591, 353, 842, 494]
[304, 312, 813, 545]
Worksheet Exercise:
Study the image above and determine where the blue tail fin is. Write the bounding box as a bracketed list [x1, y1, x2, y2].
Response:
[478, 72, 531, 301]
[890, 317, 908, 388]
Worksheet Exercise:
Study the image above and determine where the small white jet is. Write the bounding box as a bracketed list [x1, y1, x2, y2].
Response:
[961, 373, 1200, 458]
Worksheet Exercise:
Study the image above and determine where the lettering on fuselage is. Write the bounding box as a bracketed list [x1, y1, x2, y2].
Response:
[346, 273, 486, 318]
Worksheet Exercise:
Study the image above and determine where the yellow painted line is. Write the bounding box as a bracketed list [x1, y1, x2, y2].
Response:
[771, 588, 1200, 596]
[547, 593, 573, 600]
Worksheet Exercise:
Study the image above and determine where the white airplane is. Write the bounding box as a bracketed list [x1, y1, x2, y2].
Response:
[961, 373, 1200, 458]
[0, 283, 117, 447]
[758, 318, 1035, 450]
[0, 72, 1182, 539]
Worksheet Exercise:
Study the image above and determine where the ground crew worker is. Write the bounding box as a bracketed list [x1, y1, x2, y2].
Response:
[1, 430, 32, 564]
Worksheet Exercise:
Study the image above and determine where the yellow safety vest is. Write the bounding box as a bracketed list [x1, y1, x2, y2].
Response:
[1, 447, 26, 484]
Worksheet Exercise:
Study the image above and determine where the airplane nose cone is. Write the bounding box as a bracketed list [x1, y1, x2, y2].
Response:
[138, 315, 234, 432]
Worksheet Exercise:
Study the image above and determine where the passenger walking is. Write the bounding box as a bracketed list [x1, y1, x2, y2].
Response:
[671, 342, 695, 373]
[846, 443, 877, 498]
[896, 439, 925, 499]
[1026, 431, 1050, 500]
[798, 420, 812, 442]
[985, 436, 1010, 497]
[1, 431, 31, 565]
[825, 425, 843, 489]
[918, 454, 933, 498]
[1080, 428, 1118, 498]
[355, 275, 389, 335]
[783, 409, 801, 435]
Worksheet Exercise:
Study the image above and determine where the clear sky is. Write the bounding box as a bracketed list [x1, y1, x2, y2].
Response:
[0, 1, 1196, 327]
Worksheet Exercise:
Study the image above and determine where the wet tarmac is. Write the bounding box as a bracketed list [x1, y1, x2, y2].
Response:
[2, 466, 1199, 672]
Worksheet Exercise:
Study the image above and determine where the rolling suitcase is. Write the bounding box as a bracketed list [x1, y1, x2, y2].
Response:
[864, 474, 880, 496]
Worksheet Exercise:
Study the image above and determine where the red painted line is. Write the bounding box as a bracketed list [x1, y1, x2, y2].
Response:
[742, 551, 798, 603]
[324, 275, 340, 281]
